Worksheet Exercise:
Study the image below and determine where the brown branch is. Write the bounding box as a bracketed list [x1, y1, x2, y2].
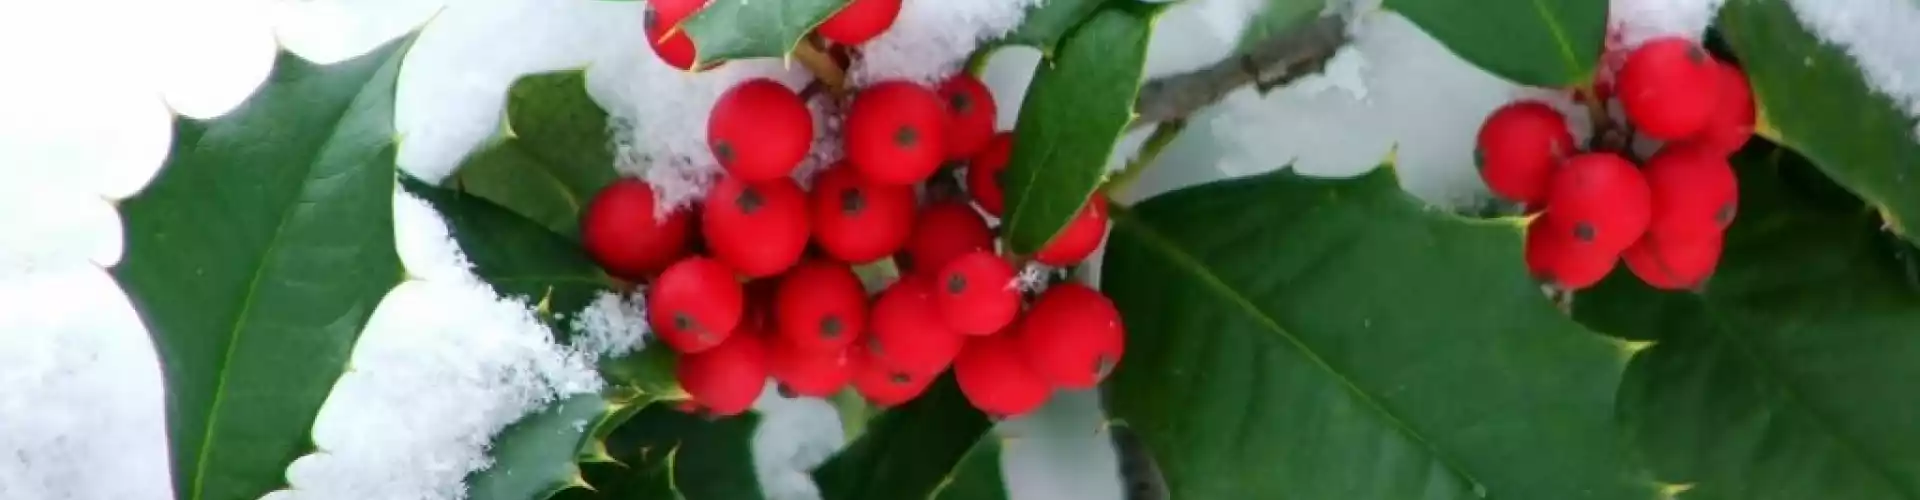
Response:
[1131, 15, 1348, 128]
[792, 36, 849, 96]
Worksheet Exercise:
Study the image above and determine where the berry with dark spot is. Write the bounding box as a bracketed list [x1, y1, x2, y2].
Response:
[1475, 101, 1574, 207]
[1690, 59, 1756, 156]
[938, 73, 998, 159]
[702, 175, 810, 277]
[817, 0, 902, 46]
[1034, 195, 1110, 267]
[955, 332, 1052, 418]
[769, 338, 855, 398]
[1525, 214, 1616, 291]
[850, 343, 932, 408]
[966, 133, 1013, 216]
[581, 179, 691, 280]
[1618, 37, 1720, 140]
[811, 165, 916, 264]
[867, 276, 966, 377]
[1543, 152, 1651, 253]
[902, 201, 994, 276]
[1624, 231, 1723, 291]
[1642, 143, 1738, 240]
[708, 79, 814, 182]
[649, 256, 745, 354]
[774, 259, 868, 354]
[846, 81, 948, 185]
[1017, 283, 1124, 389]
[935, 251, 1020, 336]
[677, 328, 769, 417]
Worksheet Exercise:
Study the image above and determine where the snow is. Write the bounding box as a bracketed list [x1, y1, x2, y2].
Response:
[1783, 0, 1920, 138]
[569, 291, 652, 359]
[1609, 0, 1725, 48]
[849, 0, 1041, 85]
[749, 385, 847, 500]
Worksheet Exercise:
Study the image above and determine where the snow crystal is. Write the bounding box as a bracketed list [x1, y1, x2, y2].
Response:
[1609, 0, 1725, 48]
[850, 0, 1041, 85]
[749, 385, 846, 500]
[1783, 0, 1920, 138]
[569, 290, 651, 359]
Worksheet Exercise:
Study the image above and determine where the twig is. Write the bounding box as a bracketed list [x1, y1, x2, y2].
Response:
[1130, 15, 1348, 128]
[1105, 120, 1187, 199]
[792, 36, 849, 95]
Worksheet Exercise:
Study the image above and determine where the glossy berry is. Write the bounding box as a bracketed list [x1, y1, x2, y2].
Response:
[935, 251, 1021, 336]
[1476, 101, 1575, 206]
[677, 331, 769, 417]
[902, 202, 994, 275]
[1642, 144, 1738, 240]
[581, 179, 691, 279]
[846, 81, 948, 185]
[703, 176, 810, 278]
[1624, 231, 1723, 290]
[1525, 215, 1617, 290]
[851, 345, 932, 407]
[938, 74, 998, 159]
[867, 276, 966, 377]
[643, 0, 704, 71]
[1617, 37, 1719, 140]
[966, 133, 1012, 216]
[769, 339, 855, 398]
[1035, 195, 1109, 267]
[1691, 60, 1756, 156]
[811, 165, 917, 264]
[817, 0, 902, 46]
[1543, 152, 1652, 253]
[1018, 283, 1124, 389]
[774, 260, 868, 354]
[955, 333, 1052, 418]
[709, 79, 814, 182]
[649, 257, 745, 353]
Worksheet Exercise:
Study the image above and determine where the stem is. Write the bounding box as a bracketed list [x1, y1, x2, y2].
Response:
[1104, 120, 1187, 199]
[1130, 15, 1347, 129]
[793, 36, 849, 95]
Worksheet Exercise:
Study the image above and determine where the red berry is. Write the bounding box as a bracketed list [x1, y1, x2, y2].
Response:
[811, 165, 917, 264]
[938, 74, 997, 159]
[934, 251, 1021, 336]
[677, 330, 768, 417]
[643, 0, 704, 71]
[1642, 144, 1738, 240]
[1017, 283, 1124, 389]
[709, 79, 814, 182]
[966, 133, 1012, 216]
[774, 259, 868, 354]
[902, 202, 994, 275]
[1475, 101, 1575, 206]
[955, 333, 1051, 418]
[867, 276, 966, 377]
[649, 257, 745, 353]
[1525, 215, 1617, 290]
[851, 344, 932, 407]
[1543, 153, 1652, 253]
[1624, 231, 1723, 290]
[846, 81, 948, 185]
[581, 179, 691, 279]
[702, 176, 810, 278]
[1034, 195, 1109, 267]
[769, 339, 855, 398]
[817, 0, 902, 46]
[1618, 37, 1719, 140]
[1690, 60, 1755, 156]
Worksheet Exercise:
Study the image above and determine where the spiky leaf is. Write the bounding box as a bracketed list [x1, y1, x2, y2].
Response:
[681, 0, 851, 66]
[469, 394, 610, 500]
[111, 38, 411, 500]
[1387, 0, 1606, 86]
[454, 70, 619, 238]
[568, 405, 768, 499]
[814, 377, 1004, 500]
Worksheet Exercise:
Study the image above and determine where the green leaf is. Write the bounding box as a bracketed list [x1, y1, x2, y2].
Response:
[454, 70, 620, 239]
[571, 406, 768, 499]
[1002, 4, 1158, 255]
[814, 377, 1002, 500]
[111, 39, 411, 500]
[468, 394, 609, 500]
[996, 0, 1110, 54]
[1100, 166, 1660, 498]
[930, 439, 1007, 500]
[1718, 0, 1920, 246]
[399, 177, 611, 334]
[680, 0, 850, 66]
[1573, 145, 1920, 500]
[1386, 0, 1606, 86]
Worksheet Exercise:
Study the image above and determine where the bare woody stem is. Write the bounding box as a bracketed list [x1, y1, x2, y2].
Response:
[792, 36, 850, 96]
[1130, 15, 1349, 129]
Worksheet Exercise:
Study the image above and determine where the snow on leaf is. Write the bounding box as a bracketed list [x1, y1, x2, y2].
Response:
[848, 0, 1043, 85]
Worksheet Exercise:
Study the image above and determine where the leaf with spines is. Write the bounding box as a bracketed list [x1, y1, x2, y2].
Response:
[566, 405, 769, 499]
[814, 377, 1006, 500]
[111, 37, 411, 500]
[1387, 0, 1606, 86]
[1101, 165, 1661, 498]
[1718, 0, 1920, 246]
[1574, 145, 1920, 500]
[455, 70, 620, 239]
[680, 0, 850, 66]
[1002, 2, 1160, 255]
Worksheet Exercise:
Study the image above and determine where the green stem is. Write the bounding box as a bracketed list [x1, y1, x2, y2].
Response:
[1103, 120, 1187, 199]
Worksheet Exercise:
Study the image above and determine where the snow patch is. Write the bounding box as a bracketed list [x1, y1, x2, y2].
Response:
[750, 386, 846, 500]
[850, 0, 1041, 85]
[1142, 0, 1265, 80]
[1609, 0, 1726, 48]
[1783, 0, 1920, 138]
[570, 291, 651, 359]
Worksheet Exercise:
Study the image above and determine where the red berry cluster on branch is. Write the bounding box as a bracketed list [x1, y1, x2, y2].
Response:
[584, 7, 1125, 419]
[1478, 36, 1753, 292]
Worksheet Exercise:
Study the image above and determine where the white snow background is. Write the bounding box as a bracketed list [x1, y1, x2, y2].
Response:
[3, 0, 1918, 499]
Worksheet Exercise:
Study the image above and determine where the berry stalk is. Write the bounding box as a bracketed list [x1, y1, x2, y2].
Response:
[793, 36, 849, 96]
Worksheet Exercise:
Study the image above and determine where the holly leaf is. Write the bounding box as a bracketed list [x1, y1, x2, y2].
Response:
[680, 0, 851, 66]
[468, 394, 607, 500]
[814, 377, 1003, 500]
[1573, 145, 1920, 499]
[1718, 0, 1920, 246]
[399, 177, 611, 333]
[1386, 0, 1606, 86]
[1101, 166, 1660, 498]
[1002, 3, 1158, 255]
[995, 0, 1110, 54]
[930, 439, 1007, 500]
[110, 38, 411, 500]
[567, 405, 769, 499]
[454, 70, 619, 239]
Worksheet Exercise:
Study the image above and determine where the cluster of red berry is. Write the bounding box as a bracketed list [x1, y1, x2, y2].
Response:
[577, 0, 1126, 420]
[1477, 36, 1753, 292]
